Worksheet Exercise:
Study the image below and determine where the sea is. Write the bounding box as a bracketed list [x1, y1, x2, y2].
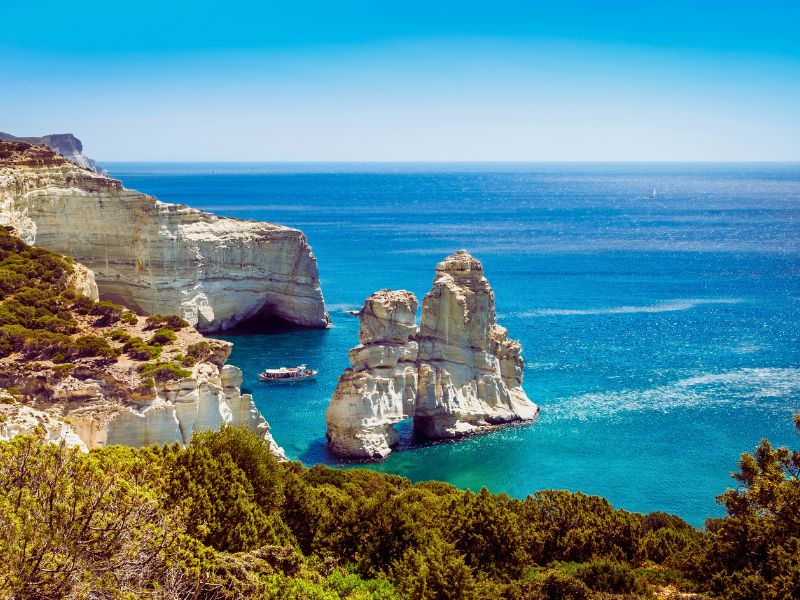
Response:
[101, 162, 800, 527]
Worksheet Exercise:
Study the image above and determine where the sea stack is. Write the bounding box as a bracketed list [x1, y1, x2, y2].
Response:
[325, 251, 539, 459]
[0, 138, 329, 332]
[415, 250, 539, 437]
[325, 290, 419, 459]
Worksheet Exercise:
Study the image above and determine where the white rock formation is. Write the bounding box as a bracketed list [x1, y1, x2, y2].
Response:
[0, 393, 89, 451]
[3, 358, 287, 460]
[325, 290, 419, 459]
[326, 251, 539, 459]
[65, 262, 100, 301]
[0, 143, 329, 332]
[415, 251, 539, 438]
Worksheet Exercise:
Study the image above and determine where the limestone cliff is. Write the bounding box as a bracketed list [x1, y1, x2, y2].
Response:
[0, 224, 285, 458]
[0, 139, 329, 332]
[0, 132, 100, 172]
[325, 251, 539, 459]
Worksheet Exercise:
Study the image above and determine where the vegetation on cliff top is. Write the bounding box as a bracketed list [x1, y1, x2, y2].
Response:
[0, 226, 195, 394]
[1, 416, 798, 599]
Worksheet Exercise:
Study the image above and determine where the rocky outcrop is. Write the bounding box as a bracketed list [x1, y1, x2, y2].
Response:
[0, 392, 89, 451]
[0, 341, 287, 460]
[65, 262, 100, 301]
[63, 360, 286, 459]
[0, 132, 100, 172]
[325, 290, 419, 459]
[325, 251, 539, 459]
[415, 251, 539, 437]
[0, 140, 329, 332]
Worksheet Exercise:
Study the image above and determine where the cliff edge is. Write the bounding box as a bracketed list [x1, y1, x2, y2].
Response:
[0, 139, 330, 332]
[0, 225, 285, 457]
[0, 131, 100, 172]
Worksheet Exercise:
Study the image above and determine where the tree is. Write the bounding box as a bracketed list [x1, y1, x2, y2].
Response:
[701, 414, 800, 599]
[0, 435, 178, 599]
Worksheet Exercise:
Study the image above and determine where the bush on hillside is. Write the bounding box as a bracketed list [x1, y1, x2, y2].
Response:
[575, 559, 644, 594]
[88, 300, 124, 327]
[123, 337, 162, 360]
[137, 361, 191, 383]
[144, 313, 189, 331]
[148, 327, 176, 346]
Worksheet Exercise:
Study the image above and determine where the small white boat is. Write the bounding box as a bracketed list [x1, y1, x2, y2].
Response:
[258, 364, 317, 383]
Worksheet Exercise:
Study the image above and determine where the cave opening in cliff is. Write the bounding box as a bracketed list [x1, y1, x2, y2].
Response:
[221, 311, 303, 334]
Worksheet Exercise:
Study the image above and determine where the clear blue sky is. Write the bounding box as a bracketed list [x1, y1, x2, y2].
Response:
[2, 1, 799, 160]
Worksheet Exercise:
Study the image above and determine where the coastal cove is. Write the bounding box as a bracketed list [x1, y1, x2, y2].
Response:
[104, 162, 800, 527]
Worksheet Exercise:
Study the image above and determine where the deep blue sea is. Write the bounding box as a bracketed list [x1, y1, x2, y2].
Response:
[102, 162, 800, 526]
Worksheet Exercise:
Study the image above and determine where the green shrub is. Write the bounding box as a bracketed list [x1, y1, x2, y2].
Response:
[575, 560, 643, 594]
[638, 526, 697, 565]
[68, 335, 117, 359]
[51, 363, 76, 377]
[89, 301, 124, 326]
[0, 268, 26, 297]
[147, 327, 176, 346]
[33, 315, 76, 335]
[120, 311, 138, 325]
[137, 361, 191, 383]
[107, 328, 131, 343]
[144, 314, 189, 331]
[123, 337, 162, 360]
[186, 341, 212, 362]
[538, 571, 590, 600]
[70, 295, 95, 315]
[636, 566, 699, 592]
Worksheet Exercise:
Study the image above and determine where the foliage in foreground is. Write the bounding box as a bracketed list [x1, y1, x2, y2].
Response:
[0, 417, 798, 599]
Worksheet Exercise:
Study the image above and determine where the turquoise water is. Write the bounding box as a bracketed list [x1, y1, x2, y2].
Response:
[103, 162, 800, 526]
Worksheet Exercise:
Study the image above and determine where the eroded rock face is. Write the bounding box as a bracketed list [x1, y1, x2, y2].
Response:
[415, 251, 539, 437]
[0, 132, 100, 172]
[0, 344, 287, 460]
[0, 140, 329, 332]
[325, 251, 539, 459]
[325, 290, 419, 459]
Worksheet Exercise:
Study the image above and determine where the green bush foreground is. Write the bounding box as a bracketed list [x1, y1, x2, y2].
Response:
[0, 416, 797, 600]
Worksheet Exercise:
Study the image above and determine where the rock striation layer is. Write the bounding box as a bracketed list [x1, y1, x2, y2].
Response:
[325, 251, 539, 459]
[0, 139, 329, 332]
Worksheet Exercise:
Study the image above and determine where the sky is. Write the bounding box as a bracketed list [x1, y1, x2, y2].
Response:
[1, 0, 799, 161]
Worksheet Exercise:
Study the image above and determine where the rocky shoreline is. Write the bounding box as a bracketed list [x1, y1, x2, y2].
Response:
[0, 135, 539, 464]
[0, 137, 306, 458]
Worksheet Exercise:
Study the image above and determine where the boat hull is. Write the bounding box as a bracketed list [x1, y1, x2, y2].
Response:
[258, 373, 317, 383]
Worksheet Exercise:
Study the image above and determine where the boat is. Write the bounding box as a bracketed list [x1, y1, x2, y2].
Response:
[652, 188, 657, 198]
[258, 364, 317, 383]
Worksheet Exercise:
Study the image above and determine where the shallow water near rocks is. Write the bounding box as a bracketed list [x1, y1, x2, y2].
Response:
[103, 162, 800, 526]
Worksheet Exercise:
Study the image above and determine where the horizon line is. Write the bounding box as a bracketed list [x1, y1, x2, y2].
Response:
[98, 159, 800, 164]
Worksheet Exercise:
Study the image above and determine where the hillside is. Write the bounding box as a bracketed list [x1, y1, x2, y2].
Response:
[0, 225, 282, 454]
